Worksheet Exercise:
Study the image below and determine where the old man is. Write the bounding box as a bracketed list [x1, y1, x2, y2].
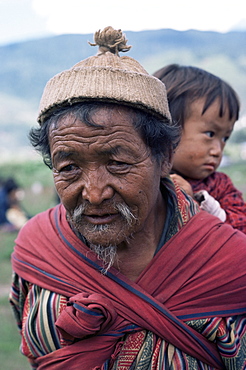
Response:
[10, 27, 246, 369]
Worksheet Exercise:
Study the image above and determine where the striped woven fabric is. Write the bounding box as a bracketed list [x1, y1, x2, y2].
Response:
[9, 178, 246, 369]
[10, 278, 246, 369]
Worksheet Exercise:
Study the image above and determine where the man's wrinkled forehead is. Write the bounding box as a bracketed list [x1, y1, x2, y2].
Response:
[53, 144, 133, 161]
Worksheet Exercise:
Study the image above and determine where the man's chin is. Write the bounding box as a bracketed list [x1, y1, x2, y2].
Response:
[84, 233, 123, 248]
[79, 224, 131, 248]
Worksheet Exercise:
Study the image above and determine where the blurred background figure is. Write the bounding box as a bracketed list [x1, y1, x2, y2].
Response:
[0, 177, 28, 232]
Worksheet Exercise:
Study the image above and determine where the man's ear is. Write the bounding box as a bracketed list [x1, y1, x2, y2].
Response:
[160, 150, 173, 177]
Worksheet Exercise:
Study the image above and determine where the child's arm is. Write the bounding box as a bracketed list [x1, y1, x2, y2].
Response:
[193, 190, 226, 221]
[189, 171, 246, 233]
[170, 174, 226, 222]
[170, 174, 194, 197]
[211, 172, 246, 233]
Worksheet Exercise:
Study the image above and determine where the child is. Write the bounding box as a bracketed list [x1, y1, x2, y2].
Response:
[153, 64, 246, 233]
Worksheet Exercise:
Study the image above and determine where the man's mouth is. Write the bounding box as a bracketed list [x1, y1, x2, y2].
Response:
[83, 213, 119, 225]
[70, 202, 136, 228]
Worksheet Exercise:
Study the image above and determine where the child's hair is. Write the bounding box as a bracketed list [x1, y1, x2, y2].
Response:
[153, 64, 240, 127]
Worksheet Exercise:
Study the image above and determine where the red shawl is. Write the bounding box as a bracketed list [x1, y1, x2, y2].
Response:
[12, 204, 246, 369]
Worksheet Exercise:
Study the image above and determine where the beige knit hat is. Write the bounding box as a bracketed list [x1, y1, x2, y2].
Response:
[38, 26, 171, 124]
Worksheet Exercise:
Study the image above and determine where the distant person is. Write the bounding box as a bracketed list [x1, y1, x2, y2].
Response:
[153, 64, 246, 233]
[0, 177, 28, 231]
[10, 27, 246, 369]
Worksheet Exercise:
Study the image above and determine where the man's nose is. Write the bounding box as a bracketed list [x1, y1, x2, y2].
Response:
[81, 169, 114, 205]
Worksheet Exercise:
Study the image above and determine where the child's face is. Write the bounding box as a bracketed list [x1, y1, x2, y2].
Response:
[172, 97, 235, 180]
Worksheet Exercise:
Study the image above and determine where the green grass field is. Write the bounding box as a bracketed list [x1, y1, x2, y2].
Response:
[0, 160, 56, 369]
[0, 159, 245, 368]
[0, 231, 28, 369]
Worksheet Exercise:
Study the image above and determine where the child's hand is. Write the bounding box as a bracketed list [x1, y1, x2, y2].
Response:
[170, 174, 194, 197]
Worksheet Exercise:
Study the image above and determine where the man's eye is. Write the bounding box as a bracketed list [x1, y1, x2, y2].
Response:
[60, 164, 77, 172]
[107, 160, 130, 173]
[205, 131, 214, 138]
[223, 136, 230, 143]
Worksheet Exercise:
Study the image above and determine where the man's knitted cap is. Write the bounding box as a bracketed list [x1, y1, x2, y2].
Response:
[38, 26, 171, 124]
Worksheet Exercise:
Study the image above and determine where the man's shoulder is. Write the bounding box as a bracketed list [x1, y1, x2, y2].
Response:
[18, 205, 61, 237]
[184, 210, 246, 244]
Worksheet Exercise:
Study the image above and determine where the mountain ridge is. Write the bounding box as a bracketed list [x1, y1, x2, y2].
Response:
[0, 28, 245, 160]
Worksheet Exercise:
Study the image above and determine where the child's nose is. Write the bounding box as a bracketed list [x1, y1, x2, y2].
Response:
[210, 139, 223, 157]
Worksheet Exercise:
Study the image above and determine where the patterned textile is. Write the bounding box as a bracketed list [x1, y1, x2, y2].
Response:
[109, 317, 246, 370]
[10, 278, 246, 370]
[189, 171, 246, 233]
[10, 178, 246, 369]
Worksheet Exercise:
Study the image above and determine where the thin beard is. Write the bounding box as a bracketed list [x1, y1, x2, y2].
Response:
[89, 243, 117, 274]
[68, 202, 137, 273]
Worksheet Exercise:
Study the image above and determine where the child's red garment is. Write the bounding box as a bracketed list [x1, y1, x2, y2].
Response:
[189, 171, 246, 233]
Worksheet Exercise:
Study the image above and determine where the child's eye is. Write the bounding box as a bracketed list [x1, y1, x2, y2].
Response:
[223, 136, 230, 143]
[205, 131, 214, 138]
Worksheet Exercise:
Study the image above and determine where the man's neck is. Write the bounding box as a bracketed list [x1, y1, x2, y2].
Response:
[113, 193, 167, 281]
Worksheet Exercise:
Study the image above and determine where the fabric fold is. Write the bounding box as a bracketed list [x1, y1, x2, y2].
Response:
[56, 292, 117, 343]
[11, 193, 246, 368]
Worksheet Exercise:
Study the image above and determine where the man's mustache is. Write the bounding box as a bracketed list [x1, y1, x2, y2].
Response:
[71, 201, 137, 226]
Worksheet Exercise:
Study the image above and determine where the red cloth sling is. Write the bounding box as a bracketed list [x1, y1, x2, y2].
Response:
[12, 204, 246, 369]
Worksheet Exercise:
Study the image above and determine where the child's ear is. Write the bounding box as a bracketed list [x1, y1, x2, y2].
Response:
[160, 150, 173, 177]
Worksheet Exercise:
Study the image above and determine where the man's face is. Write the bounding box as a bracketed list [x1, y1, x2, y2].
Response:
[50, 105, 167, 247]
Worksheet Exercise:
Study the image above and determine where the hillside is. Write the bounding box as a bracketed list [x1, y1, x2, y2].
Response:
[0, 28, 246, 160]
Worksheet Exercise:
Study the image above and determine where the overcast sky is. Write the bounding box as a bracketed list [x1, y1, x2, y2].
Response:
[0, 0, 246, 45]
